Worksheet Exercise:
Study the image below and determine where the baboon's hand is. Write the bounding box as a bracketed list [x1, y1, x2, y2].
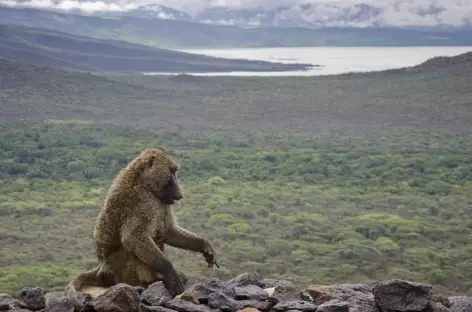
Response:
[159, 260, 185, 297]
[202, 240, 220, 268]
[163, 270, 185, 297]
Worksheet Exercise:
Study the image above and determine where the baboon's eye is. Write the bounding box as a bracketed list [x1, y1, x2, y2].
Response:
[148, 156, 155, 168]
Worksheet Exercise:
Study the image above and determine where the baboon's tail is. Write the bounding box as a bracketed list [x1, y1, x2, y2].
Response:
[65, 265, 102, 312]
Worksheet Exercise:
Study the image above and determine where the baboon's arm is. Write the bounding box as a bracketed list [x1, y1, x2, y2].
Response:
[166, 223, 219, 268]
[165, 225, 205, 252]
[121, 218, 184, 295]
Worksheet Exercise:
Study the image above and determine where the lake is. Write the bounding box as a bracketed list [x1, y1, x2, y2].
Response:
[149, 46, 472, 76]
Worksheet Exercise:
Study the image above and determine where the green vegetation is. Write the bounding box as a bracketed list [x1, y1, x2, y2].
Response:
[2, 6, 472, 49]
[1, 54, 472, 297]
[0, 23, 310, 73]
[1, 122, 472, 296]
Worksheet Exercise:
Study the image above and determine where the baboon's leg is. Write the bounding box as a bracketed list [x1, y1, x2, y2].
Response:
[103, 248, 158, 287]
[66, 265, 116, 311]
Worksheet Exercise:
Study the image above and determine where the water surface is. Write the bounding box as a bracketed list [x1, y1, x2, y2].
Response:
[146, 46, 472, 76]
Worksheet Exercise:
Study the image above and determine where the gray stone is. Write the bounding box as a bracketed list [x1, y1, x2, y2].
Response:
[93, 283, 140, 312]
[272, 300, 317, 312]
[165, 298, 213, 312]
[228, 273, 261, 287]
[44, 291, 74, 312]
[140, 304, 179, 312]
[140, 282, 173, 306]
[208, 292, 241, 312]
[372, 279, 432, 312]
[234, 285, 269, 301]
[0, 294, 15, 311]
[188, 280, 236, 304]
[17, 286, 46, 310]
[270, 282, 302, 302]
[259, 279, 294, 289]
[317, 299, 349, 312]
[237, 298, 278, 311]
[449, 296, 472, 312]
[426, 302, 450, 312]
[306, 284, 378, 312]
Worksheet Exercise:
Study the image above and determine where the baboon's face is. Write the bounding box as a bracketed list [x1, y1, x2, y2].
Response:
[141, 148, 183, 205]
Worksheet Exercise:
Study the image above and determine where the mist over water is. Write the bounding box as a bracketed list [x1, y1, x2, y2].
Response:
[145, 46, 472, 76]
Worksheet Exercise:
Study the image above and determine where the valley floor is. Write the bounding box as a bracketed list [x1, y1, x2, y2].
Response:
[1, 57, 472, 296]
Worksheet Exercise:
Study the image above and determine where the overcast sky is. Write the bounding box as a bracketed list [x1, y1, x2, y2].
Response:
[1, 0, 471, 27]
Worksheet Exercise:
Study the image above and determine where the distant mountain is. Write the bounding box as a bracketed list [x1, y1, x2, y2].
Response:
[193, 4, 384, 28]
[2, 6, 472, 49]
[3, 0, 470, 29]
[0, 23, 312, 73]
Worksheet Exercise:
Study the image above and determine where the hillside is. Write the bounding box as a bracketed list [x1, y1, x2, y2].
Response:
[2, 6, 472, 49]
[0, 24, 311, 73]
[1, 57, 472, 297]
[407, 51, 472, 73]
[1, 55, 472, 135]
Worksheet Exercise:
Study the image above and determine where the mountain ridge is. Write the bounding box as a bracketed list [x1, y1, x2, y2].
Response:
[2, 0, 472, 29]
[0, 23, 312, 73]
[2, 5, 472, 48]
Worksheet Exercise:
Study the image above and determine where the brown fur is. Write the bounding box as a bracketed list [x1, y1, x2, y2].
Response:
[66, 148, 218, 311]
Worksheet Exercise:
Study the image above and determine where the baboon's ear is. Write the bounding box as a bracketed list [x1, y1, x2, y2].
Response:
[158, 147, 169, 154]
[148, 156, 155, 168]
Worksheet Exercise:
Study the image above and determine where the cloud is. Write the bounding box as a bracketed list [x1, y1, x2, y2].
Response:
[1, 0, 471, 26]
[0, 0, 138, 12]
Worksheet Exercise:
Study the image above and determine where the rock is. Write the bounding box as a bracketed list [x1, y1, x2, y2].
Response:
[93, 283, 140, 312]
[44, 291, 74, 312]
[432, 295, 451, 308]
[228, 273, 261, 287]
[238, 298, 278, 311]
[140, 304, 179, 312]
[300, 291, 313, 302]
[306, 284, 378, 312]
[270, 281, 302, 302]
[426, 302, 450, 312]
[372, 279, 432, 312]
[448, 296, 472, 312]
[238, 309, 260, 312]
[165, 298, 213, 312]
[184, 277, 228, 290]
[0, 294, 15, 311]
[175, 290, 200, 304]
[265, 288, 275, 297]
[234, 285, 269, 301]
[304, 286, 337, 305]
[140, 282, 173, 306]
[272, 300, 317, 312]
[17, 286, 46, 310]
[259, 279, 295, 289]
[316, 300, 349, 312]
[187, 279, 236, 304]
[77, 292, 94, 309]
[208, 292, 241, 312]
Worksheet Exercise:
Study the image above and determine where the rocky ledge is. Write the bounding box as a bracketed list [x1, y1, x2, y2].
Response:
[1, 273, 471, 312]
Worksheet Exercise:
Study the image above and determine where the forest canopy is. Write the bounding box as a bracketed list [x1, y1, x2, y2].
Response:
[1, 122, 472, 295]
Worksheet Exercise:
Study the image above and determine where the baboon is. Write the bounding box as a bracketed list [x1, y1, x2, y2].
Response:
[66, 147, 219, 311]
